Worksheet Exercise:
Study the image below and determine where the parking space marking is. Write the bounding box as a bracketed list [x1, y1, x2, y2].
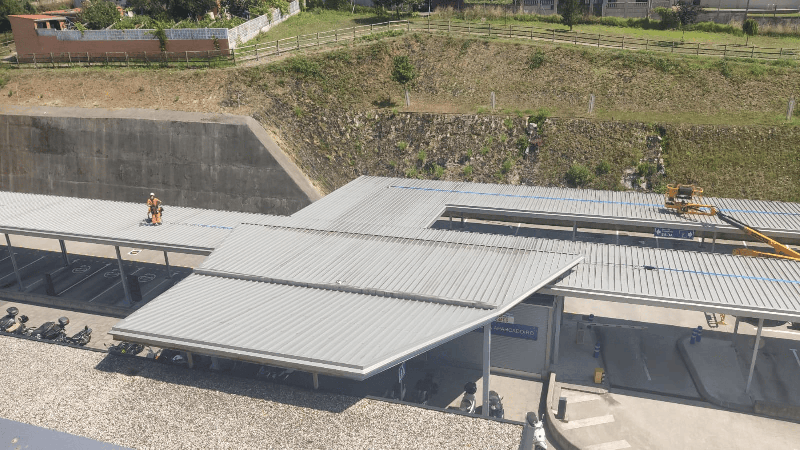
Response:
[88, 267, 142, 303]
[585, 440, 631, 450]
[642, 361, 652, 381]
[0, 256, 45, 281]
[762, 329, 800, 337]
[58, 264, 111, 296]
[791, 349, 800, 369]
[143, 278, 170, 297]
[562, 391, 601, 404]
[560, 414, 615, 430]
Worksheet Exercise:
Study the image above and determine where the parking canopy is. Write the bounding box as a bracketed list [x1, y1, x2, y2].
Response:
[111, 225, 583, 379]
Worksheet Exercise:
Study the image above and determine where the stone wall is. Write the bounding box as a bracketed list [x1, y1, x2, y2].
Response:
[0, 106, 320, 215]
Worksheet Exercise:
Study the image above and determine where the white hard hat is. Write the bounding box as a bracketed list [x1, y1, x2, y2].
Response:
[150, 193, 154, 196]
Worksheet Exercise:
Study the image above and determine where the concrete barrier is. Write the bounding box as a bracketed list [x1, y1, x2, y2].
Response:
[0, 106, 321, 216]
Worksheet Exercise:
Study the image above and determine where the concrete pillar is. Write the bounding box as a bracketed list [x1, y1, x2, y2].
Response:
[312, 373, 319, 390]
[745, 318, 764, 394]
[544, 302, 554, 374]
[460, 214, 465, 228]
[115, 246, 133, 306]
[482, 323, 491, 417]
[4, 234, 23, 291]
[163, 251, 172, 278]
[59, 239, 70, 266]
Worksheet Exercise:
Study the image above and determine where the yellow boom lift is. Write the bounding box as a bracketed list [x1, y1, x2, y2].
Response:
[664, 184, 800, 262]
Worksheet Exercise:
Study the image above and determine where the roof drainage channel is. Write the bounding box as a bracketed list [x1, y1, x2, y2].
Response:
[192, 268, 499, 310]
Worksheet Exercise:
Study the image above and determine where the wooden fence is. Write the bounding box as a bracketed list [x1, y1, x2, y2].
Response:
[9, 18, 800, 69]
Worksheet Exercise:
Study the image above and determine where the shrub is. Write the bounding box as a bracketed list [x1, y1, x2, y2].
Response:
[516, 136, 529, 155]
[566, 163, 592, 186]
[432, 164, 445, 179]
[397, 141, 408, 150]
[463, 165, 473, 176]
[654, 7, 679, 30]
[528, 50, 546, 69]
[417, 150, 426, 162]
[501, 158, 514, 174]
[637, 162, 656, 177]
[81, 0, 119, 29]
[743, 19, 758, 45]
[596, 160, 611, 175]
[529, 108, 550, 129]
[405, 167, 418, 178]
[392, 55, 416, 86]
[480, 146, 489, 156]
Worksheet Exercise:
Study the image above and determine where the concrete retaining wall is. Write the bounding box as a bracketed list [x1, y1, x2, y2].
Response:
[0, 106, 321, 215]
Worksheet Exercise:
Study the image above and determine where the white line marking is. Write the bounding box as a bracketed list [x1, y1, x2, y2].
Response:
[515, 223, 521, 236]
[58, 264, 111, 296]
[142, 278, 170, 297]
[762, 329, 800, 336]
[585, 440, 631, 450]
[791, 349, 800, 369]
[561, 392, 600, 404]
[0, 256, 45, 281]
[560, 414, 615, 430]
[88, 267, 141, 303]
[643, 362, 652, 381]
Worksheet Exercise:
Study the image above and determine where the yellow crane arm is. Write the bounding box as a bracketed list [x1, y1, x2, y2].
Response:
[717, 212, 800, 261]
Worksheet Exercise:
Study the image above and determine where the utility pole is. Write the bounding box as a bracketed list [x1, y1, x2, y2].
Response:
[744, 0, 751, 21]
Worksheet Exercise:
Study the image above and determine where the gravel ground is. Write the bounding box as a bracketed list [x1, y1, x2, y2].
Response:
[0, 335, 521, 449]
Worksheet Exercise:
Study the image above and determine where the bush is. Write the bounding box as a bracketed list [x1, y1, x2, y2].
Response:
[528, 49, 546, 69]
[501, 158, 514, 174]
[397, 141, 408, 150]
[596, 160, 611, 175]
[743, 18, 758, 44]
[463, 165, 473, 177]
[81, 0, 120, 29]
[529, 108, 550, 129]
[516, 136, 529, 155]
[654, 7, 679, 29]
[405, 167, 418, 178]
[566, 163, 592, 186]
[432, 164, 445, 179]
[417, 150, 426, 162]
[392, 55, 416, 86]
[637, 162, 656, 177]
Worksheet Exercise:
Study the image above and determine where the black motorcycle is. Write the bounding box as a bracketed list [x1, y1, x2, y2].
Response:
[413, 373, 439, 405]
[0, 307, 29, 335]
[29, 317, 92, 346]
[108, 341, 145, 356]
[488, 390, 505, 419]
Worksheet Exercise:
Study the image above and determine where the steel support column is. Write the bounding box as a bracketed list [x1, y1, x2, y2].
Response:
[732, 317, 740, 345]
[163, 251, 172, 278]
[552, 296, 564, 365]
[59, 239, 70, 266]
[4, 234, 23, 291]
[745, 318, 764, 394]
[482, 323, 491, 417]
[115, 246, 133, 306]
[572, 222, 577, 241]
[313, 373, 320, 390]
[711, 232, 717, 253]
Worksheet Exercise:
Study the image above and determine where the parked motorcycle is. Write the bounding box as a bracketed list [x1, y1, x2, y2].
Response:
[526, 412, 548, 450]
[0, 307, 29, 335]
[413, 373, 438, 405]
[384, 381, 406, 401]
[108, 341, 145, 356]
[459, 381, 477, 414]
[488, 390, 505, 419]
[29, 317, 92, 346]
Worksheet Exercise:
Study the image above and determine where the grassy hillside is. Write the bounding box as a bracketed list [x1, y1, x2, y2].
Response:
[1, 32, 798, 201]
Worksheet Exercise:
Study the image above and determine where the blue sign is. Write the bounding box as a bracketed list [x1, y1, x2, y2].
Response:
[654, 227, 695, 239]
[398, 362, 406, 383]
[475, 322, 538, 340]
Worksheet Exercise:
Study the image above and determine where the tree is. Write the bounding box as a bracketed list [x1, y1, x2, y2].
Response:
[80, 0, 120, 29]
[373, 0, 419, 18]
[559, 0, 581, 32]
[0, 0, 34, 32]
[675, 0, 701, 27]
[168, 0, 217, 19]
[743, 18, 758, 46]
[391, 55, 416, 86]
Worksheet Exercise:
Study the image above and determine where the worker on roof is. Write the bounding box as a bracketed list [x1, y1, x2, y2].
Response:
[147, 193, 163, 225]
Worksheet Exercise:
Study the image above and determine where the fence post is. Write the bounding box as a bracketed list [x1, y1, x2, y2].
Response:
[51, 52, 54, 68]
[509, 24, 512, 38]
[335, 31, 337, 43]
[598, 34, 600, 47]
[671, 41, 674, 53]
[697, 43, 700, 55]
[209, 50, 212, 68]
[488, 23, 491, 37]
[106, 52, 109, 65]
[68, 52, 71, 67]
[256, 45, 259, 61]
[125, 52, 128, 67]
[277, 40, 280, 55]
[428, 17, 431, 33]
[87, 52, 90, 66]
[353, 26, 356, 40]
[449, 20, 451, 33]
[724, 44, 727, 57]
[231, 48, 235, 65]
[371, 23, 373, 34]
[317, 32, 320, 47]
[297, 35, 300, 50]
[779, 48, 783, 58]
[575, 32, 578, 45]
[468, 23, 471, 35]
[751, 46, 754, 58]
[552, 29, 555, 42]
[621, 36, 624, 49]
[185, 51, 189, 66]
[787, 97, 795, 121]
[33, 53, 36, 69]
[408, 21, 410, 32]
[144, 51, 148, 66]
[645, 39, 648, 51]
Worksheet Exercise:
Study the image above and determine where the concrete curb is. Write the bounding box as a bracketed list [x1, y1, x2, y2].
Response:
[0, 290, 137, 318]
[544, 372, 580, 450]
[676, 334, 755, 414]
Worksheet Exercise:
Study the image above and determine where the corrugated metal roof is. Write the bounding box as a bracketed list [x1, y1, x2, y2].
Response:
[197, 224, 583, 309]
[0, 191, 284, 254]
[288, 177, 800, 239]
[111, 259, 577, 379]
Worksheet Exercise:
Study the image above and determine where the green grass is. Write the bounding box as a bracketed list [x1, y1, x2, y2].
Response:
[247, 8, 388, 45]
